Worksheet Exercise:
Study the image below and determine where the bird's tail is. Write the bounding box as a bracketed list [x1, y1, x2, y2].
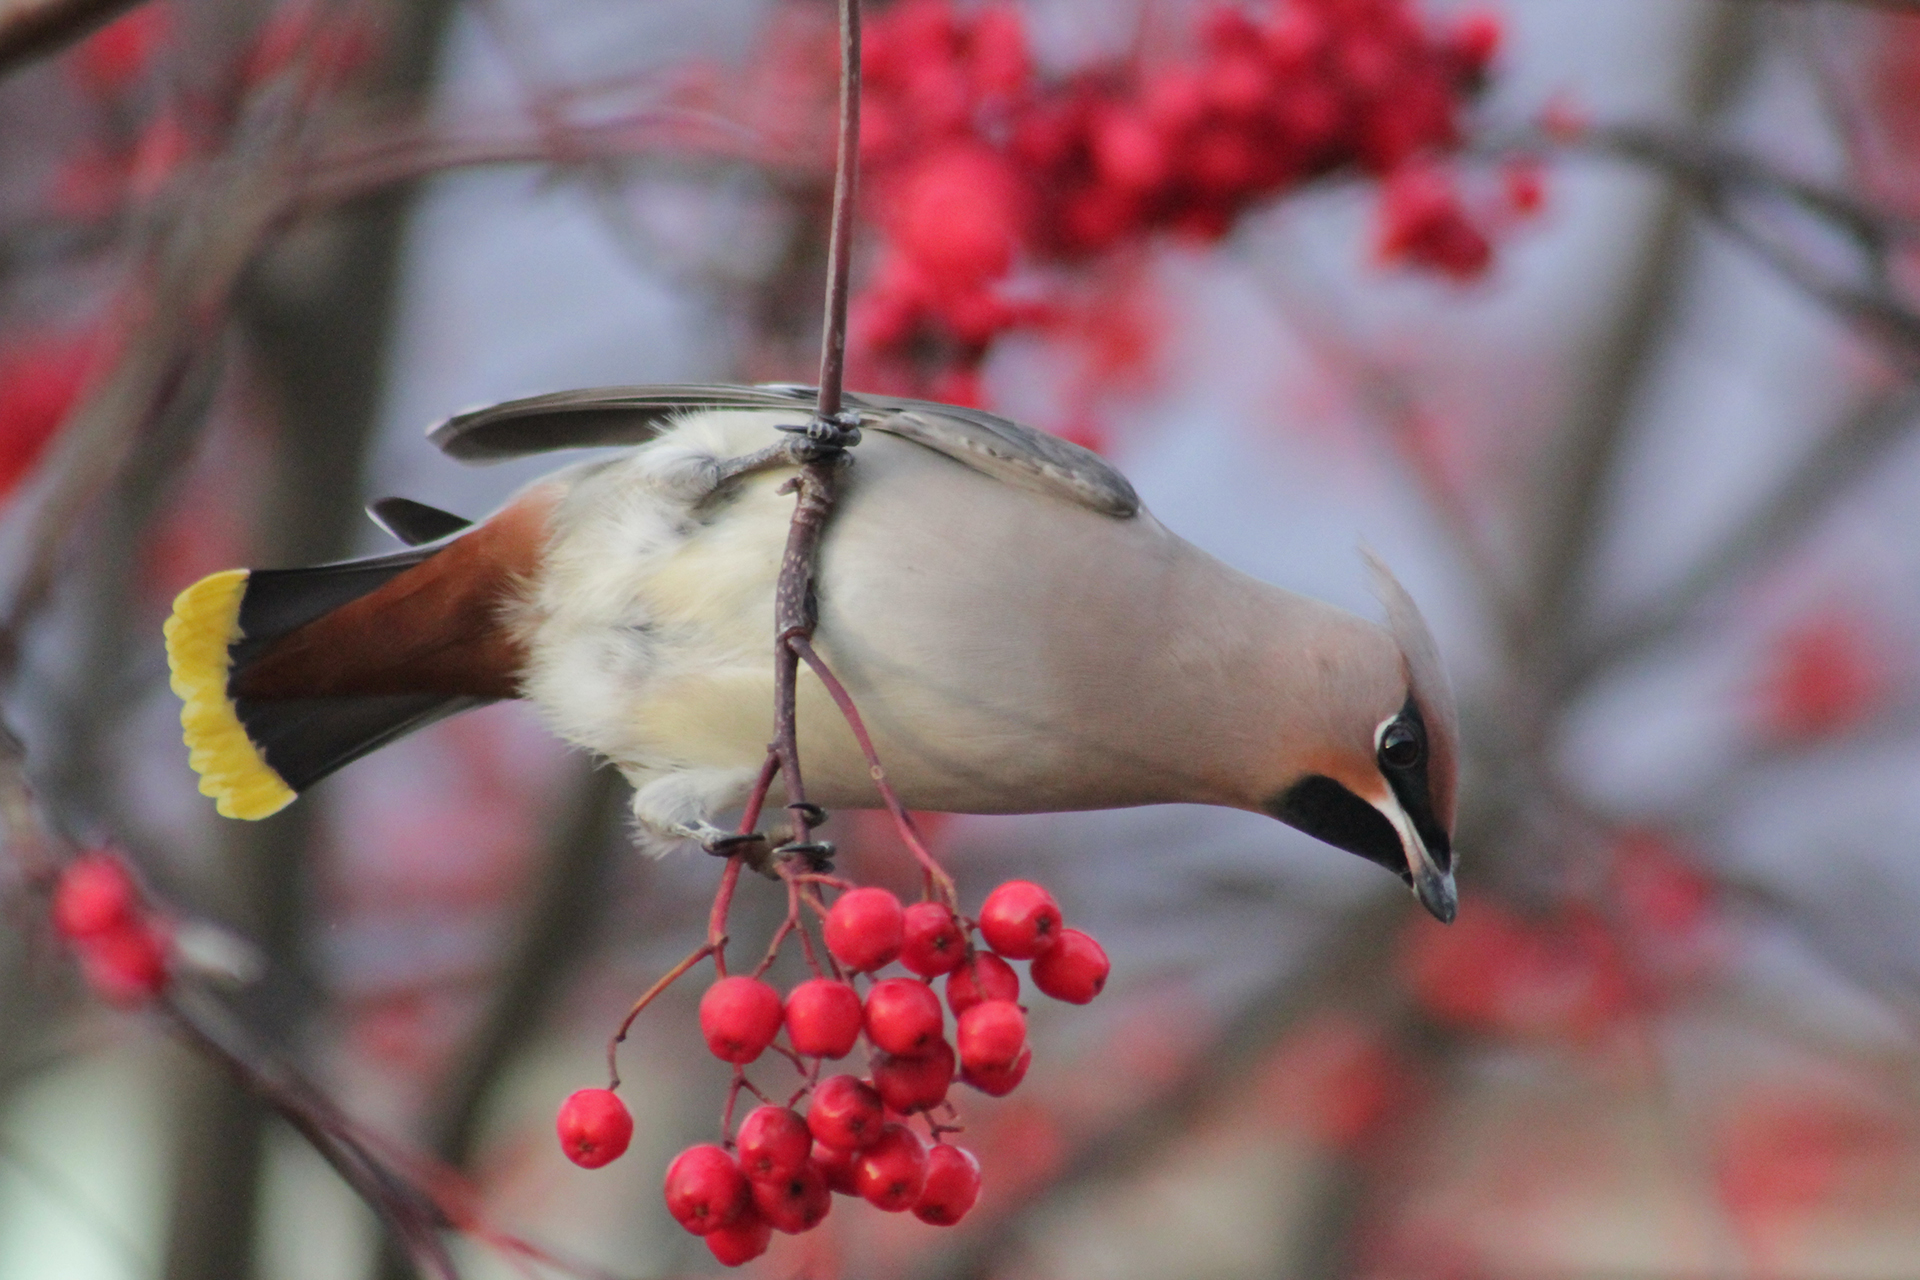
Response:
[164, 493, 552, 819]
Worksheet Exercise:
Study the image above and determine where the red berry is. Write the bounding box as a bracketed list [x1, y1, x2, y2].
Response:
[813, 1141, 859, 1195]
[784, 978, 864, 1058]
[865, 977, 945, 1056]
[956, 999, 1026, 1073]
[555, 1089, 633, 1169]
[1030, 928, 1111, 1004]
[962, 1044, 1032, 1097]
[824, 887, 905, 972]
[704, 1208, 772, 1266]
[807, 1074, 885, 1150]
[664, 1144, 750, 1236]
[913, 1144, 983, 1225]
[853, 1123, 929, 1212]
[79, 922, 169, 1005]
[946, 951, 1020, 1015]
[736, 1105, 812, 1184]
[978, 881, 1062, 958]
[699, 976, 784, 1063]
[871, 1039, 956, 1113]
[890, 144, 1026, 285]
[751, 1162, 832, 1234]
[52, 853, 139, 940]
[71, 3, 169, 94]
[899, 902, 967, 977]
[1451, 10, 1503, 73]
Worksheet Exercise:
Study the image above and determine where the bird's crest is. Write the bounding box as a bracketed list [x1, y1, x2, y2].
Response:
[1363, 550, 1459, 834]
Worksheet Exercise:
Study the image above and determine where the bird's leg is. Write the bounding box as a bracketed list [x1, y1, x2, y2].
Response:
[708, 413, 864, 489]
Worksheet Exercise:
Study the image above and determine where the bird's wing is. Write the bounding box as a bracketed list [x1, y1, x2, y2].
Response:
[427, 384, 1139, 519]
[848, 393, 1140, 518]
[427, 385, 817, 459]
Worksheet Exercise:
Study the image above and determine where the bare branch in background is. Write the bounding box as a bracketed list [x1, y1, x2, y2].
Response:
[1567, 382, 1920, 687]
[1516, 7, 1757, 698]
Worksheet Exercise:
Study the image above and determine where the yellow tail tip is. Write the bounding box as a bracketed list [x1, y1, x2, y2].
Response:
[163, 569, 295, 821]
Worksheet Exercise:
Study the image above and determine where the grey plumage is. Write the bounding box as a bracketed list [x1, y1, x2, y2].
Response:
[168, 385, 1460, 921]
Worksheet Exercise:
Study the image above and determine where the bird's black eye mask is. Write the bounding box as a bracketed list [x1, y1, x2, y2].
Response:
[1263, 695, 1452, 879]
[1376, 695, 1451, 873]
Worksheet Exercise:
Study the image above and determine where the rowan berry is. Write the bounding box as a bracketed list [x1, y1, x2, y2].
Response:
[899, 901, 967, 977]
[664, 1144, 750, 1236]
[784, 977, 864, 1058]
[699, 976, 784, 1063]
[79, 922, 169, 1005]
[913, 1143, 983, 1225]
[703, 1208, 772, 1267]
[555, 1089, 633, 1169]
[871, 1039, 956, 1113]
[1031, 928, 1111, 1004]
[961, 1044, 1032, 1097]
[853, 1123, 929, 1211]
[825, 886, 905, 972]
[751, 1163, 832, 1234]
[1450, 9, 1503, 73]
[978, 880, 1062, 958]
[736, 1105, 812, 1184]
[956, 999, 1026, 1073]
[946, 950, 1020, 1015]
[807, 1074, 885, 1149]
[52, 853, 138, 940]
[813, 1140, 859, 1195]
[865, 977, 945, 1056]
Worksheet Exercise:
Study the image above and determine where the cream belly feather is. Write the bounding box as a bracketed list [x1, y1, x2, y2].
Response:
[512, 410, 1380, 846]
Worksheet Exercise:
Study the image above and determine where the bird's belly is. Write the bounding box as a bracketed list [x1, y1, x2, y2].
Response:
[528, 425, 1220, 816]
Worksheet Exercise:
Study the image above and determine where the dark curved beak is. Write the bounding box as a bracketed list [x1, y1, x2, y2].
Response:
[1376, 795, 1456, 924]
[1411, 859, 1457, 924]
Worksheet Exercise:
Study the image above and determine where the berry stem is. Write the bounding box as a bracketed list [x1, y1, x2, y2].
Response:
[605, 940, 717, 1089]
[791, 635, 958, 906]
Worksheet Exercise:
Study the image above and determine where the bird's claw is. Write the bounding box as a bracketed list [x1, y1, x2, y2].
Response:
[786, 800, 828, 826]
[702, 831, 768, 857]
[774, 840, 835, 872]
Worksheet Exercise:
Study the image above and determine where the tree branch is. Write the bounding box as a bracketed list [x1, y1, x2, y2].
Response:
[1565, 382, 1920, 687]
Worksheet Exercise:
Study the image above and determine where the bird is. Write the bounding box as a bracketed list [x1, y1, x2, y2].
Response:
[164, 384, 1460, 922]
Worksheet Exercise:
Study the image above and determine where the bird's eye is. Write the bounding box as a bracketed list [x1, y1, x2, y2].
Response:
[1379, 721, 1423, 770]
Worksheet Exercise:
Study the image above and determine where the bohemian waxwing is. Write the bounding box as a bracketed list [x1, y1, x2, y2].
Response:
[165, 385, 1460, 921]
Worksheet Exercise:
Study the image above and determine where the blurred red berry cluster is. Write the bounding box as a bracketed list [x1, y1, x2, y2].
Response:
[837, 0, 1508, 398]
[51, 2, 376, 219]
[558, 878, 1108, 1266]
[51, 850, 171, 1005]
[0, 332, 99, 500]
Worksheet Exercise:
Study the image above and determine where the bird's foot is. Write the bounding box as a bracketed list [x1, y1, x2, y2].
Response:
[773, 840, 836, 873]
[779, 409, 863, 456]
[680, 822, 767, 858]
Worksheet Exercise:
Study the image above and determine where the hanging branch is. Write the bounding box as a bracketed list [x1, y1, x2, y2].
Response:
[734, 0, 896, 884]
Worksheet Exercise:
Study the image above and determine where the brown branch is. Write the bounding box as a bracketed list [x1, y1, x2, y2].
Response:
[1565, 382, 1920, 687]
[0, 0, 143, 76]
[814, 0, 861, 420]
[1516, 5, 1757, 693]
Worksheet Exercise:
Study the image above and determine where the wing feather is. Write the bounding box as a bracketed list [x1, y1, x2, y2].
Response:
[426, 384, 1139, 518]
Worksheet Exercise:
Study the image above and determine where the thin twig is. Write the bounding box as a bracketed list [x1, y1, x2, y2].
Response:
[814, 0, 862, 420]
[792, 634, 957, 905]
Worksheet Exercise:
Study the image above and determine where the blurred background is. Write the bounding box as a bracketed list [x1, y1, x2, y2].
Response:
[2, 0, 1919, 1276]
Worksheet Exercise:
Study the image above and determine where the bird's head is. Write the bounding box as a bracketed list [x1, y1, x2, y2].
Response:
[1261, 553, 1460, 923]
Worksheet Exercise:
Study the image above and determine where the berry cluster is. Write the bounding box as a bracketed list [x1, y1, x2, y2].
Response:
[840, 0, 1507, 396]
[51, 851, 171, 1005]
[556, 879, 1109, 1266]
